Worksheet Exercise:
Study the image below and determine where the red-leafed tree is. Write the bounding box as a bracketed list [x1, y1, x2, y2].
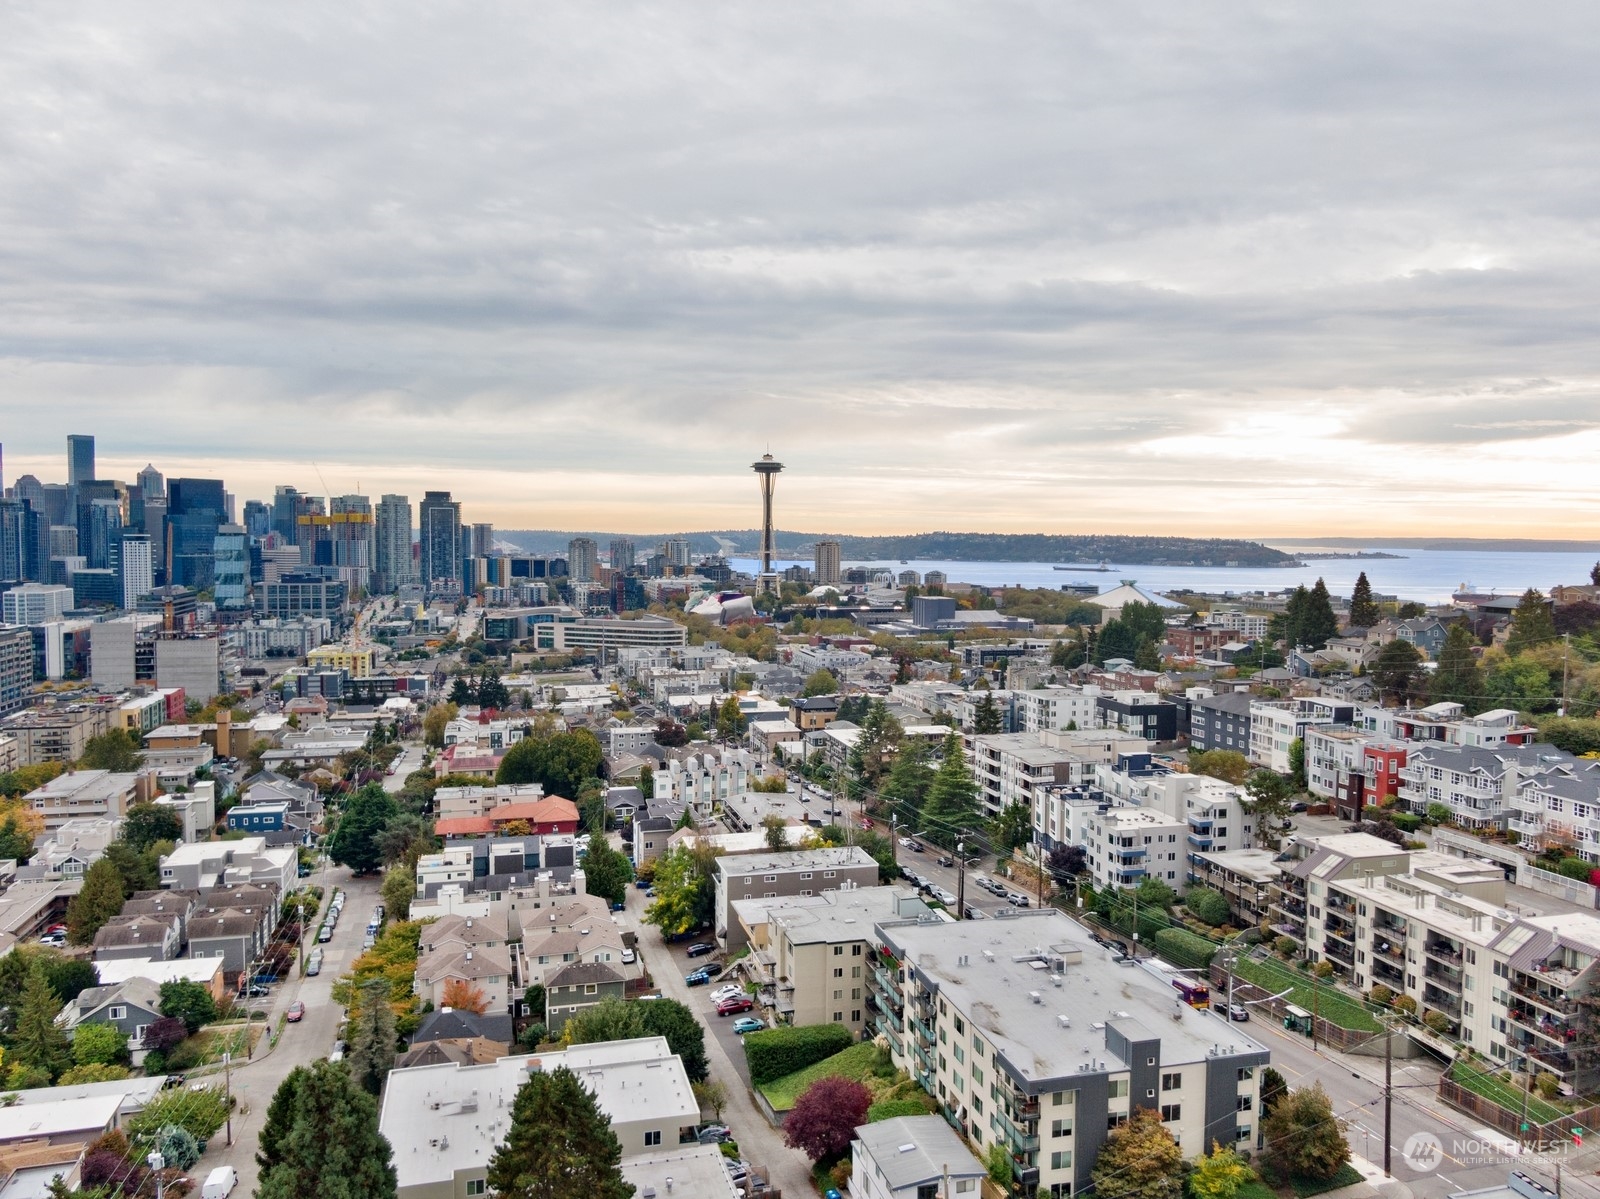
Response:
[441, 979, 490, 1014]
[783, 1076, 871, 1162]
[142, 1016, 189, 1053]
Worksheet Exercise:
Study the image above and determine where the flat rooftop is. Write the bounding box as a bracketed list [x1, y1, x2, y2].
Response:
[379, 1037, 697, 1192]
[878, 910, 1268, 1089]
[620, 1144, 739, 1199]
[764, 886, 928, 946]
[714, 845, 877, 879]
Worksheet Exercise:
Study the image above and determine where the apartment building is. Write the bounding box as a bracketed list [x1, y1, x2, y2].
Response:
[1510, 758, 1600, 862]
[869, 911, 1267, 1196]
[379, 1038, 703, 1199]
[4, 704, 112, 766]
[1094, 691, 1179, 741]
[0, 626, 32, 717]
[1399, 743, 1573, 830]
[1085, 806, 1188, 891]
[653, 748, 753, 816]
[1188, 849, 1282, 926]
[853, 1115, 986, 1199]
[1015, 686, 1102, 734]
[1249, 698, 1355, 773]
[1359, 702, 1537, 749]
[1268, 832, 1411, 948]
[25, 770, 140, 831]
[967, 733, 1079, 822]
[1188, 691, 1255, 756]
[713, 847, 880, 951]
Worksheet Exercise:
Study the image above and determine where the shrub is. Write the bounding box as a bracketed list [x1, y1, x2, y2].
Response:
[1423, 1010, 1451, 1033]
[1368, 984, 1394, 1007]
[1185, 888, 1232, 927]
[1312, 961, 1334, 979]
[1393, 995, 1417, 1016]
[744, 1024, 855, 1086]
[1390, 813, 1422, 833]
[1536, 1072, 1561, 1099]
[1274, 936, 1298, 957]
[1151, 927, 1217, 970]
[1557, 858, 1591, 881]
[783, 1077, 870, 1161]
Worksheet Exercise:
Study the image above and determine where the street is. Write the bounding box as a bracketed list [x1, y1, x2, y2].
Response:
[609, 872, 818, 1198]
[191, 863, 384, 1195]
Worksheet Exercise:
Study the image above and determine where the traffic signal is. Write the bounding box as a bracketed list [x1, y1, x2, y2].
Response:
[1574, 1126, 1584, 1146]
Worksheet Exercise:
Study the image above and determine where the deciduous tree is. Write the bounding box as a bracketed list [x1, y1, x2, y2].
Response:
[1188, 750, 1251, 785]
[783, 1076, 870, 1161]
[65, 859, 126, 946]
[121, 803, 184, 852]
[487, 1065, 634, 1199]
[801, 669, 838, 698]
[1262, 1083, 1349, 1182]
[1190, 1142, 1253, 1199]
[497, 730, 604, 797]
[159, 980, 218, 1035]
[1090, 1108, 1183, 1199]
[78, 729, 145, 773]
[441, 979, 489, 1014]
[642, 845, 715, 936]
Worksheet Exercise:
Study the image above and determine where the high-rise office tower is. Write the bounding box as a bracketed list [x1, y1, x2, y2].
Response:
[752, 453, 784, 593]
[243, 500, 271, 538]
[418, 491, 462, 594]
[292, 494, 325, 563]
[212, 524, 250, 609]
[166, 477, 226, 590]
[0, 499, 40, 581]
[814, 540, 841, 588]
[271, 486, 302, 541]
[67, 435, 95, 487]
[49, 526, 78, 558]
[609, 538, 635, 572]
[137, 464, 165, 501]
[567, 537, 598, 583]
[74, 479, 121, 567]
[116, 532, 154, 608]
[471, 522, 495, 559]
[374, 494, 415, 593]
[86, 498, 123, 570]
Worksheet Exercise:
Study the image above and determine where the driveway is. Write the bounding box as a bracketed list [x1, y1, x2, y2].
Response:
[189, 864, 384, 1195]
[612, 876, 816, 1196]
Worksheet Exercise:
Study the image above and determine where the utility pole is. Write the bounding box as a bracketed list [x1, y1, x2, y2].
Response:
[891, 816, 899, 869]
[1383, 1022, 1393, 1177]
[223, 1050, 234, 1146]
[956, 837, 967, 920]
[1310, 969, 1319, 1051]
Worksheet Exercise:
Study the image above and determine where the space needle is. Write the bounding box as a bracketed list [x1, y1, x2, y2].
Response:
[752, 453, 784, 594]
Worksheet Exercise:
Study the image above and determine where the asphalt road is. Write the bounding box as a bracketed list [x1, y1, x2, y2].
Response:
[610, 872, 816, 1197]
[191, 864, 384, 1196]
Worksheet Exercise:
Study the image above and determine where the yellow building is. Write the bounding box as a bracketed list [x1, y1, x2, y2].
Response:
[307, 645, 376, 678]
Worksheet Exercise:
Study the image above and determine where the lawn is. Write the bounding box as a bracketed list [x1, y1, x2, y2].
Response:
[1447, 1059, 1565, 1124]
[759, 1042, 919, 1113]
[189, 1023, 264, 1065]
[1290, 1164, 1365, 1196]
[1229, 956, 1382, 1034]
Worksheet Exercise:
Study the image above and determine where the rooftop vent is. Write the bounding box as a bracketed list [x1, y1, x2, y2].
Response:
[1030, 991, 1042, 1004]
[1058, 1014, 1071, 1028]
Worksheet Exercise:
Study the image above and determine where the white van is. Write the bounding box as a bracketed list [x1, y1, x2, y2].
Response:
[202, 1166, 239, 1198]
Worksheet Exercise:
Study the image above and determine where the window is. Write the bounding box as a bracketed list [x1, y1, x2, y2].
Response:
[835, 1011, 844, 1022]
[1237, 1067, 1254, 1082]
[852, 943, 863, 955]
[764, 875, 777, 882]
[824, 870, 836, 878]
[109, 1006, 127, 1021]
[851, 1009, 861, 1022]
[957, 1183, 975, 1195]
[466, 1181, 487, 1197]
[1052, 1119, 1073, 1138]
[1051, 1151, 1074, 1169]
[800, 872, 813, 880]
[1108, 1079, 1128, 1099]
[833, 945, 844, 956]
[834, 989, 843, 1000]
[584, 984, 598, 995]
[1107, 1113, 1128, 1130]
[1162, 1072, 1182, 1091]
[1161, 1104, 1181, 1122]
[1236, 1095, 1252, 1112]
[833, 967, 843, 978]
[643, 1130, 662, 1147]
[1054, 1091, 1075, 1106]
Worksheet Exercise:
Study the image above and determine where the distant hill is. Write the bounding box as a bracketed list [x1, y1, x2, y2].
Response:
[498, 529, 1297, 567]
[1283, 537, 1600, 553]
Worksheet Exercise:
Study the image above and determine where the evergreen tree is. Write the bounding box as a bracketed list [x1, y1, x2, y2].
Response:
[1430, 624, 1484, 713]
[328, 784, 399, 876]
[580, 832, 634, 905]
[256, 1061, 397, 1199]
[919, 734, 981, 849]
[345, 979, 396, 1097]
[448, 674, 475, 706]
[1506, 589, 1558, 656]
[1348, 572, 1381, 628]
[1095, 619, 1139, 664]
[1303, 579, 1339, 649]
[1373, 639, 1424, 704]
[12, 964, 71, 1080]
[1133, 637, 1161, 671]
[972, 692, 1002, 734]
[487, 1065, 634, 1199]
[477, 666, 511, 710]
[879, 738, 935, 824]
[257, 1064, 309, 1171]
[65, 858, 126, 946]
[846, 701, 902, 804]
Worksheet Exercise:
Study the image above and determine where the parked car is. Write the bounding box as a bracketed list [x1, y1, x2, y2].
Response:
[635, 878, 652, 889]
[932, 888, 957, 905]
[1007, 893, 1030, 908]
[709, 984, 743, 1004]
[38, 932, 66, 947]
[716, 995, 755, 1016]
[908, 841, 924, 853]
[286, 1002, 306, 1023]
[701, 961, 725, 977]
[329, 1039, 346, 1062]
[696, 1124, 732, 1144]
[964, 906, 984, 920]
[610, 901, 625, 912]
[621, 948, 636, 965]
[1290, 801, 1310, 813]
[318, 926, 333, 943]
[306, 958, 322, 977]
[362, 934, 376, 949]
[936, 855, 955, 868]
[685, 969, 712, 987]
[899, 836, 915, 848]
[242, 983, 270, 998]
[731, 1016, 765, 1035]
[1227, 1003, 1251, 1022]
[686, 942, 716, 958]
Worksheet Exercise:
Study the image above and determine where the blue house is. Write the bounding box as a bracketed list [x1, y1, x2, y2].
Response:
[226, 801, 289, 833]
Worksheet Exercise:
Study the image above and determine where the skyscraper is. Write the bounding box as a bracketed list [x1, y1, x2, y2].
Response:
[67, 435, 95, 487]
[374, 494, 415, 593]
[567, 538, 598, 583]
[212, 524, 250, 609]
[609, 539, 635, 572]
[0, 499, 40, 582]
[116, 532, 154, 608]
[814, 540, 841, 588]
[752, 453, 784, 593]
[471, 522, 495, 559]
[271, 486, 302, 541]
[661, 538, 691, 569]
[418, 491, 463, 594]
[137, 464, 165, 501]
[86, 498, 123, 570]
[166, 477, 226, 590]
[243, 500, 271, 538]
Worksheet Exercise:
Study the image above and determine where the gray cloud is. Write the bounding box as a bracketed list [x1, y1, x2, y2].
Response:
[3, 2, 1600, 529]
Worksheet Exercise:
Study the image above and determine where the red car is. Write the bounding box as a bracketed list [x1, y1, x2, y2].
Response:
[286, 1001, 306, 1023]
[716, 996, 754, 1016]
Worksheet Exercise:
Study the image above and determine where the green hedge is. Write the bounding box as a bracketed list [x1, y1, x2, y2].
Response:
[868, 1098, 933, 1122]
[744, 1024, 856, 1086]
[1152, 927, 1218, 970]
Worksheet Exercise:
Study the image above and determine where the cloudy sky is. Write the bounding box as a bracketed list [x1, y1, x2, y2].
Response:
[5, 2, 1600, 538]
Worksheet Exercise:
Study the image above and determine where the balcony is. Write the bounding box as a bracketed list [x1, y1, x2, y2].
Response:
[1116, 846, 1148, 860]
[912, 1040, 936, 1074]
[1372, 958, 1404, 985]
[872, 962, 903, 998]
[1509, 1006, 1575, 1047]
[1422, 985, 1461, 1016]
[1190, 816, 1214, 830]
[1424, 939, 1463, 966]
[1423, 961, 1462, 991]
[910, 1014, 935, 1045]
[1510, 981, 1577, 1016]
[1372, 939, 1404, 961]
[1324, 941, 1354, 967]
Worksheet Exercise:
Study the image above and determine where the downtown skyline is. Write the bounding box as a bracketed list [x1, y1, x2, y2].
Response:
[6, 3, 1600, 537]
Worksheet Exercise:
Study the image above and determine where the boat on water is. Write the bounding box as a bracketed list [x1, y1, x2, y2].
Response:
[1054, 561, 1113, 572]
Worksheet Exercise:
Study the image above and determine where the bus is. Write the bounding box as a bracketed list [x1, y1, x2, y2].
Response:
[1171, 977, 1211, 1009]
